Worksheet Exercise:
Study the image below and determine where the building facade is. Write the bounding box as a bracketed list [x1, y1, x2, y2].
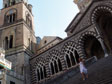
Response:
[30, 0, 112, 84]
[0, 0, 112, 84]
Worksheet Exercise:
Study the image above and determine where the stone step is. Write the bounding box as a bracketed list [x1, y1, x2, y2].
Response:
[40, 56, 112, 84]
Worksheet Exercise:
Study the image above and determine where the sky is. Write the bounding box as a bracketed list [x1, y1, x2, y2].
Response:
[0, 0, 79, 39]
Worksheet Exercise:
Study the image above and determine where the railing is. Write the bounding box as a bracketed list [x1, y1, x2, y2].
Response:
[0, 56, 12, 70]
[0, 48, 12, 70]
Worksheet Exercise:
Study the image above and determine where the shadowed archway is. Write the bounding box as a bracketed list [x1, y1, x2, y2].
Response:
[92, 6, 112, 52]
[83, 35, 104, 59]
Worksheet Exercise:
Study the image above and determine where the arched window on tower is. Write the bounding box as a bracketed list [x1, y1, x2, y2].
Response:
[5, 37, 8, 50]
[4, 4, 8, 8]
[11, 0, 16, 5]
[5, 9, 17, 24]
[26, 13, 32, 29]
[9, 35, 13, 48]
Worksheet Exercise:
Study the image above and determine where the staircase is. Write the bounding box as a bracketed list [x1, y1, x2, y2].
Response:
[63, 56, 112, 84]
[41, 56, 112, 84]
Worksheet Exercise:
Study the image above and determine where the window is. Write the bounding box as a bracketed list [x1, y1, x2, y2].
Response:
[5, 37, 8, 50]
[4, 35, 13, 50]
[7, 13, 16, 23]
[11, 0, 16, 5]
[26, 13, 32, 28]
[9, 0, 16, 6]
[5, 9, 17, 24]
[10, 81, 15, 84]
[44, 40, 47, 44]
[5, 4, 8, 8]
[9, 35, 13, 48]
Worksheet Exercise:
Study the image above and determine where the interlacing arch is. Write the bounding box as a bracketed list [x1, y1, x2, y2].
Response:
[34, 57, 47, 81]
[62, 41, 79, 68]
[62, 41, 77, 53]
[91, 5, 112, 24]
[49, 50, 63, 75]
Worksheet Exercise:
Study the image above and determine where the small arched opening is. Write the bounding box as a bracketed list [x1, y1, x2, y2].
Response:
[70, 52, 76, 66]
[43, 66, 47, 78]
[58, 59, 62, 71]
[50, 63, 54, 75]
[54, 61, 58, 73]
[40, 67, 44, 80]
[37, 69, 40, 81]
[74, 50, 80, 63]
[66, 54, 71, 68]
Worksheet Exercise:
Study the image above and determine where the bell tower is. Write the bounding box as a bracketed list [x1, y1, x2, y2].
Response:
[0, 0, 37, 84]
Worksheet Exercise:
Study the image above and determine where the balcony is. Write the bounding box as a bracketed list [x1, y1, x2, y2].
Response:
[0, 48, 12, 70]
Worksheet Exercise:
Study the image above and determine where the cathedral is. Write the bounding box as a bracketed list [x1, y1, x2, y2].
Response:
[0, 0, 112, 84]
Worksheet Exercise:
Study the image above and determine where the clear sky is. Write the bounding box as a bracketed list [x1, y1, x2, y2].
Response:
[0, 0, 79, 38]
